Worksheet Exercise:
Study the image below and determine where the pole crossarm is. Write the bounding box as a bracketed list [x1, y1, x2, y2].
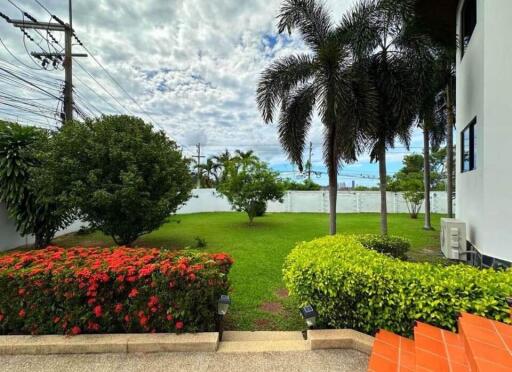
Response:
[31, 52, 88, 58]
[8, 19, 69, 32]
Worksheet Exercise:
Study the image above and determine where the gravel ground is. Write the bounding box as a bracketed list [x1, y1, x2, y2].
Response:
[0, 350, 368, 372]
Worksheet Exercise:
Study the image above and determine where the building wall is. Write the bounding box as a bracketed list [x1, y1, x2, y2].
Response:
[456, 0, 512, 262]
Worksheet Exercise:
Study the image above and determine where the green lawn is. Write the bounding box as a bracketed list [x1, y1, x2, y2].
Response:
[51, 212, 444, 331]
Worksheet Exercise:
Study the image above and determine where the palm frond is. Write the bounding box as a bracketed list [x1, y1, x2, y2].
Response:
[277, 0, 332, 49]
[256, 54, 316, 123]
[277, 82, 317, 170]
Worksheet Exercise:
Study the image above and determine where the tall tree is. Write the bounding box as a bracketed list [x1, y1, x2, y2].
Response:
[341, 0, 424, 234]
[257, 0, 376, 234]
[234, 150, 258, 163]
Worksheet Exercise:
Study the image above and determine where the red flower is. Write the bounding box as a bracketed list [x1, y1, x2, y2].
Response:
[175, 321, 184, 330]
[71, 326, 81, 335]
[166, 314, 173, 321]
[18, 288, 26, 296]
[139, 315, 148, 327]
[188, 273, 196, 282]
[0, 313, 4, 322]
[53, 316, 61, 324]
[114, 303, 123, 314]
[128, 288, 139, 298]
[124, 315, 131, 323]
[87, 321, 100, 331]
[18, 309, 26, 318]
[93, 305, 103, 318]
[148, 296, 159, 307]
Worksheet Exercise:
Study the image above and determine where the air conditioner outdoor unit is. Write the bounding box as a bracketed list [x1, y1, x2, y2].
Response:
[440, 218, 467, 260]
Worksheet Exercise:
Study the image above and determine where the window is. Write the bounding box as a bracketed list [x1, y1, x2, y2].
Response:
[461, 0, 477, 57]
[461, 118, 477, 172]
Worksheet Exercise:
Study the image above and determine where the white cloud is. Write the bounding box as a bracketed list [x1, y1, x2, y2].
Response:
[0, 0, 424, 184]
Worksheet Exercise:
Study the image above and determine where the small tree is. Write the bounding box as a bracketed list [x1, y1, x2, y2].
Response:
[44, 116, 193, 245]
[400, 174, 424, 219]
[0, 122, 71, 247]
[217, 159, 285, 223]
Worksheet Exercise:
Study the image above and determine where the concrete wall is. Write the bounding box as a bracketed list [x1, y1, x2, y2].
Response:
[1, 191, 448, 251]
[0, 203, 85, 252]
[178, 189, 448, 215]
[455, 0, 512, 262]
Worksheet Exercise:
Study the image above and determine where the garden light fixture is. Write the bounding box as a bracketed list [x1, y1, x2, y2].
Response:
[216, 295, 231, 341]
[300, 305, 317, 328]
[217, 295, 231, 316]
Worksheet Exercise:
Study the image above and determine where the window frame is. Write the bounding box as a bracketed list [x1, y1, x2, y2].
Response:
[460, 0, 477, 58]
[461, 118, 477, 173]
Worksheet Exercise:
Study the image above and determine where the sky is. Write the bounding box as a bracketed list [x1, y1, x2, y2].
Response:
[0, 0, 426, 186]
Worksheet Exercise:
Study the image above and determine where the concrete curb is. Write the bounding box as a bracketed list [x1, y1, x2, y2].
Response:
[307, 329, 375, 355]
[0, 333, 219, 355]
[0, 330, 374, 355]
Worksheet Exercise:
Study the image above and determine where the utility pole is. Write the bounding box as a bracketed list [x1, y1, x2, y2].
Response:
[307, 142, 313, 181]
[5, 0, 87, 124]
[195, 143, 205, 189]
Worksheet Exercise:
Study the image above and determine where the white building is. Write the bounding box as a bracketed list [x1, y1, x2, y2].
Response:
[417, 0, 512, 267]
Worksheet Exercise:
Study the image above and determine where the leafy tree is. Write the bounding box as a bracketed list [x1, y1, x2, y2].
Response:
[257, 0, 377, 234]
[0, 122, 70, 247]
[400, 173, 424, 219]
[217, 159, 285, 223]
[282, 179, 322, 191]
[43, 116, 193, 246]
[211, 150, 233, 182]
[233, 150, 258, 163]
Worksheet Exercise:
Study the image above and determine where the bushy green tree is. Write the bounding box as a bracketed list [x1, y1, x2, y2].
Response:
[282, 179, 322, 191]
[217, 159, 285, 223]
[0, 121, 70, 247]
[43, 116, 193, 245]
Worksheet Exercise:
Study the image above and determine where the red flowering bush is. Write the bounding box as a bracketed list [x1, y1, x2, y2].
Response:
[0, 246, 233, 335]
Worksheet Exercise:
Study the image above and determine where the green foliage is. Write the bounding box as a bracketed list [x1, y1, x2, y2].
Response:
[194, 236, 208, 248]
[388, 154, 426, 218]
[43, 116, 193, 245]
[282, 179, 322, 191]
[217, 159, 285, 223]
[0, 122, 70, 247]
[283, 235, 512, 337]
[357, 234, 410, 260]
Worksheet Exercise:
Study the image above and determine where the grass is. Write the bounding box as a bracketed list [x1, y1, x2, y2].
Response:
[50, 212, 444, 331]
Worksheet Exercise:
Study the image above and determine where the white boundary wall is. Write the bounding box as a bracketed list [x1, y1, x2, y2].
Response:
[1, 190, 447, 251]
[178, 189, 448, 214]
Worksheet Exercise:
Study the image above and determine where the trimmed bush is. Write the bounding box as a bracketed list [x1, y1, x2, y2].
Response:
[356, 234, 410, 259]
[283, 235, 512, 337]
[0, 246, 233, 335]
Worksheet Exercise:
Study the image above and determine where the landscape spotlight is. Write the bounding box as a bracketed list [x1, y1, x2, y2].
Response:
[218, 295, 231, 316]
[300, 305, 317, 328]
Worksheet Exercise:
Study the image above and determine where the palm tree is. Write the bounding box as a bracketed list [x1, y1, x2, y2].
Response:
[234, 149, 258, 163]
[257, 0, 376, 235]
[341, 0, 423, 235]
[199, 158, 220, 187]
[416, 49, 454, 230]
[211, 149, 233, 182]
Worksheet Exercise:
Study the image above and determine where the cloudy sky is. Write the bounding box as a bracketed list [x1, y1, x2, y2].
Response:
[0, 0, 425, 186]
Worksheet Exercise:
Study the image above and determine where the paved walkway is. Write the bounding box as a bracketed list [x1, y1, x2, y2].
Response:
[0, 350, 368, 372]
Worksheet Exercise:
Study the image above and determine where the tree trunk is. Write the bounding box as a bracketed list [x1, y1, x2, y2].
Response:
[446, 84, 455, 218]
[423, 125, 432, 230]
[378, 144, 388, 235]
[329, 167, 337, 235]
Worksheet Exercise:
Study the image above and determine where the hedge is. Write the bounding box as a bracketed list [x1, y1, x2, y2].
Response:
[283, 235, 512, 337]
[0, 246, 233, 335]
[356, 234, 410, 260]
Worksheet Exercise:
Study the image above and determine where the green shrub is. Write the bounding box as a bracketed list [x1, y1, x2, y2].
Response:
[0, 246, 233, 335]
[283, 235, 512, 337]
[41, 116, 193, 245]
[356, 234, 410, 260]
[253, 201, 267, 217]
